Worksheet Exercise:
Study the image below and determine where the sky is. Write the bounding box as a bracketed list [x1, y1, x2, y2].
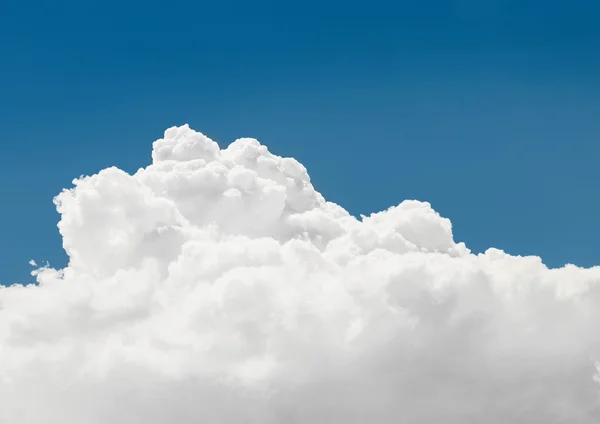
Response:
[1, 0, 599, 284]
[2, 2, 600, 422]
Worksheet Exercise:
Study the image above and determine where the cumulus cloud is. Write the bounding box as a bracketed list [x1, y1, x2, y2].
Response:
[1, 124, 600, 423]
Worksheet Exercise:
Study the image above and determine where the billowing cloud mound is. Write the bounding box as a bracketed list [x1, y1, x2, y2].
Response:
[1, 125, 600, 423]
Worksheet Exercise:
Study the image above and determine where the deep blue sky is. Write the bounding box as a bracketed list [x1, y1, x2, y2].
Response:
[1, 0, 599, 285]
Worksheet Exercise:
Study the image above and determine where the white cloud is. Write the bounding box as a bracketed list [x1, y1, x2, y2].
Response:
[1, 124, 600, 423]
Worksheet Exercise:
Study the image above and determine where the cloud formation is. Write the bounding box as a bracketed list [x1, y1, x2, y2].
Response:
[1, 125, 600, 423]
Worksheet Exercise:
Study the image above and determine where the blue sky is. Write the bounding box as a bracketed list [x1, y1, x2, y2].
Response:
[1, 0, 599, 285]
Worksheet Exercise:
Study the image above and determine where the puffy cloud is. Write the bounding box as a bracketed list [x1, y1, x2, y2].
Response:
[1, 124, 600, 423]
